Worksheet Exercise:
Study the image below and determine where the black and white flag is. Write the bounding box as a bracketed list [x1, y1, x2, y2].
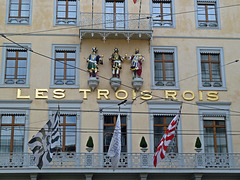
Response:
[28, 111, 60, 169]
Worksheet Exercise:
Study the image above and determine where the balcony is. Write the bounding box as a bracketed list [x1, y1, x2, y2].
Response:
[79, 13, 153, 41]
[0, 152, 240, 173]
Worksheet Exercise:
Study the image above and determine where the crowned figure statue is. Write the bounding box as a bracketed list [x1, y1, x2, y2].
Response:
[87, 47, 103, 79]
[109, 48, 126, 78]
[129, 48, 144, 79]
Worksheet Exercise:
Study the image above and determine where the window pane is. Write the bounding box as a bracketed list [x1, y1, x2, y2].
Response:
[6, 60, 16, 68]
[56, 52, 65, 58]
[10, 11, 18, 17]
[22, 0, 30, 3]
[68, 12, 76, 18]
[55, 69, 64, 76]
[7, 51, 16, 57]
[21, 10, 29, 17]
[6, 68, 15, 76]
[21, 4, 30, 11]
[57, 12, 66, 18]
[211, 54, 219, 61]
[18, 60, 27, 68]
[56, 61, 64, 68]
[66, 115, 76, 124]
[10, 4, 19, 11]
[154, 116, 164, 124]
[17, 68, 26, 76]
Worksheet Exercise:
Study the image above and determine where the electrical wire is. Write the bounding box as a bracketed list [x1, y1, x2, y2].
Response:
[2, 3, 240, 36]
[1, 34, 240, 116]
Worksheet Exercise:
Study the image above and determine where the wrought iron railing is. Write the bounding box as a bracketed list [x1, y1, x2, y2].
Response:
[79, 12, 152, 31]
[0, 152, 239, 169]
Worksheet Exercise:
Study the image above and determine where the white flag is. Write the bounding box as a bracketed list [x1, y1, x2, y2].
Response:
[28, 111, 60, 169]
[107, 114, 121, 170]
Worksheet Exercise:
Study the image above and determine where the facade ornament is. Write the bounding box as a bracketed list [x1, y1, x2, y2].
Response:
[109, 48, 127, 91]
[86, 47, 103, 91]
[129, 48, 144, 91]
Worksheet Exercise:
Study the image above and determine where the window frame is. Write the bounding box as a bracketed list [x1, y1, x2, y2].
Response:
[47, 100, 82, 153]
[148, 101, 182, 154]
[194, 0, 221, 29]
[0, 114, 25, 153]
[197, 101, 232, 154]
[98, 100, 132, 154]
[54, 0, 80, 26]
[197, 47, 226, 90]
[103, 0, 128, 29]
[0, 43, 31, 88]
[6, 0, 33, 25]
[50, 44, 80, 88]
[153, 115, 178, 153]
[103, 114, 127, 153]
[203, 117, 227, 153]
[151, 46, 179, 90]
[150, 0, 176, 28]
[0, 100, 32, 153]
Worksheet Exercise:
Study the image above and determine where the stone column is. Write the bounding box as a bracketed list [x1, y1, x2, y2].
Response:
[85, 174, 93, 180]
[30, 174, 38, 180]
[191, 174, 203, 180]
[139, 173, 148, 180]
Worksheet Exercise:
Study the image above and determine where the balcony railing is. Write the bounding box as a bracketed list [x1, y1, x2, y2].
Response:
[79, 13, 152, 41]
[0, 152, 240, 170]
[80, 12, 152, 31]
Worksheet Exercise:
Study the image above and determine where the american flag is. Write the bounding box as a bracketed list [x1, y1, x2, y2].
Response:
[153, 109, 181, 167]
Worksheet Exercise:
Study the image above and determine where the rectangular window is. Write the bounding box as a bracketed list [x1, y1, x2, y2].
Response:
[105, 0, 125, 29]
[7, 0, 31, 24]
[152, 0, 173, 27]
[5, 49, 27, 85]
[0, 114, 25, 153]
[56, 0, 77, 25]
[58, 115, 76, 152]
[196, 0, 220, 28]
[197, 47, 226, 90]
[203, 117, 227, 153]
[54, 50, 76, 85]
[201, 53, 221, 86]
[154, 52, 175, 86]
[103, 115, 127, 152]
[154, 115, 177, 152]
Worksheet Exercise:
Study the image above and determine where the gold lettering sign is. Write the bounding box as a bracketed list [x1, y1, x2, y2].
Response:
[79, 89, 91, 100]
[17, 89, 30, 99]
[115, 90, 128, 100]
[53, 89, 65, 99]
[16, 88, 220, 102]
[207, 91, 219, 101]
[97, 89, 110, 100]
[165, 90, 178, 101]
[140, 90, 152, 100]
[35, 89, 48, 99]
[182, 90, 195, 101]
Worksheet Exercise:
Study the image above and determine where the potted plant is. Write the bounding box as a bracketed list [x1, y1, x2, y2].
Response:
[195, 137, 202, 153]
[86, 136, 94, 152]
[140, 136, 148, 152]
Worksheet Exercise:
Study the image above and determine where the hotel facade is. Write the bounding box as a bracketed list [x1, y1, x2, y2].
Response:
[0, 0, 240, 179]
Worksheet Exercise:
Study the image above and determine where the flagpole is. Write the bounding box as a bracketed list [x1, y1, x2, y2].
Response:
[92, 0, 94, 28]
[57, 105, 62, 153]
[138, 0, 142, 29]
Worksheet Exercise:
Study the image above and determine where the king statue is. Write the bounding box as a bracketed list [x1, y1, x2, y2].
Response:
[87, 47, 103, 79]
[129, 48, 144, 79]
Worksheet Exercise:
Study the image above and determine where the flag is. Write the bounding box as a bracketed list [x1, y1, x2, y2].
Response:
[133, 0, 139, 4]
[153, 109, 181, 167]
[28, 111, 60, 169]
[107, 114, 121, 170]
